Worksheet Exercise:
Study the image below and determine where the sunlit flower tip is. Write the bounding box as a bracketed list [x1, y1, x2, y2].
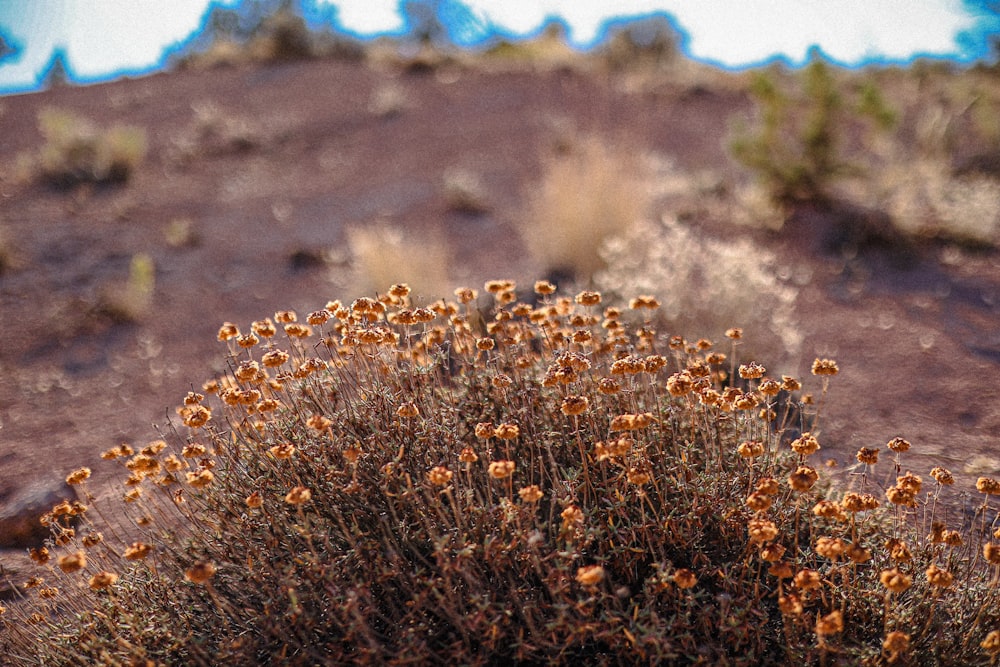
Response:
[790, 433, 820, 456]
[896, 473, 922, 495]
[738, 362, 766, 380]
[427, 466, 453, 486]
[396, 402, 419, 418]
[123, 542, 153, 561]
[856, 447, 879, 465]
[533, 280, 556, 295]
[737, 440, 765, 458]
[985, 543, 1000, 565]
[811, 358, 839, 376]
[185, 561, 217, 585]
[926, 564, 954, 588]
[261, 349, 290, 368]
[930, 467, 954, 485]
[886, 436, 911, 453]
[758, 378, 781, 396]
[627, 469, 651, 486]
[777, 594, 802, 615]
[29, 547, 50, 565]
[673, 568, 697, 589]
[574, 290, 601, 307]
[285, 486, 311, 505]
[186, 469, 214, 488]
[236, 332, 259, 348]
[274, 310, 297, 324]
[982, 630, 1000, 654]
[494, 423, 519, 440]
[251, 317, 277, 337]
[815, 610, 843, 637]
[88, 571, 118, 591]
[217, 322, 239, 341]
[518, 485, 543, 503]
[576, 564, 605, 587]
[978, 477, 1000, 495]
[57, 551, 86, 574]
[666, 372, 694, 396]
[788, 465, 819, 492]
[454, 287, 478, 304]
[123, 488, 142, 503]
[65, 467, 91, 485]
[628, 295, 660, 310]
[812, 500, 846, 522]
[484, 279, 515, 294]
[180, 404, 211, 428]
[885, 486, 916, 507]
[475, 337, 495, 351]
[269, 443, 295, 459]
[814, 537, 845, 560]
[725, 327, 743, 340]
[245, 491, 263, 509]
[560, 395, 589, 416]
[458, 447, 478, 463]
[488, 460, 515, 480]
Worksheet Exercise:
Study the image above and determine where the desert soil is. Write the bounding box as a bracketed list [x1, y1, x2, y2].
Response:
[2, 54, 1000, 582]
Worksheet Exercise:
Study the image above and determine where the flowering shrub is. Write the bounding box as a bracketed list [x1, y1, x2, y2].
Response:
[3, 281, 1000, 665]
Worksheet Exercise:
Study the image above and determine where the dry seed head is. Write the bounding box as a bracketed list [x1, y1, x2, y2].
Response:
[245, 491, 263, 509]
[673, 568, 697, 589]
[123, 542, 153, 560]
[237, 332, 259, 348]
[756, 477, 780, 496]
[186, 470, 214, 488]
[841, 492, 879, 513]
[725, 327, 743, 340]
[815, 537, 845, 560]
[518, 485, 543, 503]
[778, 594, 802, 615]
[88, 571, 118, 591]
[488, 460, 515, 480]
[217, 322, 239, 341]
[666, 372, 694, 396]
[978, 477, 1000, 495]
[285, 486, 312, 505]
[896, 473, 922, 495]
[930, 466, 954, 485]
[560, 395, 590, 416]
[459, 447, 479, 463]
[883, 631, 910, 660]
[788, 465, 819, 492]
[886, 539, 913, 563]
[790, 433, 820, 457]
[269, 443, 295, 460]
[627, 469, 651, 486]
[856, 447, 879, 465]
[926, 564, 954, 588]
[760, 543, 786, 563]
[576, 565, 604, 587]
[561, 505, 584, 527]
[491, 374, 513, 389]
[575, 290, 601, 307]
[737, 440, 765, 459]
[746, 492, 772, 512]
[252, 318, 277, 337]
[628, 295, 660, 309]
[885, 486, 917, 507]
[427, 466, 453, 486]
[793, 568, 822, 591]
[57, 551, 86, 574]
[66, 467, 91, 485]
[534, 280, 556, 295]
[388, 283, 411, 299]
[758, 378, 781, 396]
[494, 423, 520, 440]
[748, 518, 779, 545]
[739, 362, 766, 380]
[813, 500, 847, 522]
[815, 610, 843, 637]
[811, 358, 839, 376]
[769, 561, 794, 580]
[985, 543, 1000, 565]
[307, 415, 332, 431]
[454, 287, 478, 303]
[262, 350, 290, 367]
[476, 337, 495, 351]
[185, 561, 217, 585]
[29, 547, 50, 565]
[485, 279, 515, 294]
[982, 631, 1000, 654]
[887, 437, 911, 453]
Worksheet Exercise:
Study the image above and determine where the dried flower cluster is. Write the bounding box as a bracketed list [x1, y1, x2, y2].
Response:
[4, 281, 1000, 666]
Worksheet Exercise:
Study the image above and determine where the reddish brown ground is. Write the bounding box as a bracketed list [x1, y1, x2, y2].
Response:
[1, 54, 1000, 572]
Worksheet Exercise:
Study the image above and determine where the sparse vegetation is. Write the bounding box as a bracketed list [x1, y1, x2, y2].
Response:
[96, 253, 156, 323]
[27, 108, 147, 187]
[3, 280, 1000, 665]
[346, 223, 451, 300]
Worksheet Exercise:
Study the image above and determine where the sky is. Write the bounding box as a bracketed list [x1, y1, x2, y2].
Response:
[0, 0, 999, 95]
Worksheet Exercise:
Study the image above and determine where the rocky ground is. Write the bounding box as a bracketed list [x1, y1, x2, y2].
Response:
[2, 50, 1000, 594]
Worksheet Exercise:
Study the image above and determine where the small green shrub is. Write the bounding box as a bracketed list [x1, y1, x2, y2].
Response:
[4, 281, 1000, 665]
[31, 108, 147, 187]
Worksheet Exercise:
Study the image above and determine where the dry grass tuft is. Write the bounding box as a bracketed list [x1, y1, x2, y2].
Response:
[346, 222, 451, 301]
[28, 108, 146, 187]
[520, 134, 652, 281]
